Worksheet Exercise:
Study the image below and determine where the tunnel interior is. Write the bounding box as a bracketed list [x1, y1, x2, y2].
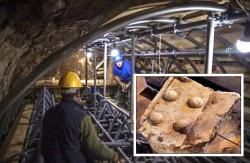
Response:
[0, 0, 249, 162]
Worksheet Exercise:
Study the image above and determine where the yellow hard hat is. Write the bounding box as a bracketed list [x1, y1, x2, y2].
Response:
[59, 71, 82, 88]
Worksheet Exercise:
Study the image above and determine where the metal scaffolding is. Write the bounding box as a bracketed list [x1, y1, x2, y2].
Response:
[20, 86, 55, 163]
[87, 92, 133, 162]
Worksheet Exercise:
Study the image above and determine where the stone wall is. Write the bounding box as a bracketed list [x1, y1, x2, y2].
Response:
[0, 0, 116, 100]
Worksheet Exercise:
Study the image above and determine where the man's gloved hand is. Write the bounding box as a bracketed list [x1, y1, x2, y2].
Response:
[112, 153, 119, 163]
[79, 99, 85, 106]
[124, 83, 130, 90]
[121, 83, 126, 91]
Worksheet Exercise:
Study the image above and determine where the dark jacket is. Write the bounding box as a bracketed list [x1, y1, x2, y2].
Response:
[41, 97, 115, 163]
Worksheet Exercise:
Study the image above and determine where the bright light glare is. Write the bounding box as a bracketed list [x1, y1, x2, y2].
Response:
[52, 77, 56, 83]
[236, 39, 250, 53]
[79, 58, 85, 64]
[86, 52, 92, 58]
[111, 49, 119, 56]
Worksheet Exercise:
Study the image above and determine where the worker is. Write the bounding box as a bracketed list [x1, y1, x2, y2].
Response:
[41, 71, 118, 163]
[112, 52, 132, 91]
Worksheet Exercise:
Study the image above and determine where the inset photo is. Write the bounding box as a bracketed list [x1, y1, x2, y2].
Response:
[134, 74, 243, 156]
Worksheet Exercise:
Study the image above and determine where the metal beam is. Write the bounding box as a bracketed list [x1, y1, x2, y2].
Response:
[127, 41, 144, 52]
[131, 34, 135, 133]
[150, 35, 179, 51]
[138, 13, 246, 38]
[197, 30, 233, 47]
[123, 42, 140, 53]
[85, 51, 88, 88]
[214, 57, 227, 73]
[138, 39, 156, 49]
[185, 58, 200, 73]
[94, 48, 97, 108]
[214, 33, 233, 47]
[96, 59, 104, 71]
[123, 43, 133, 52]
[205, 13, 215, 74]
[103, 42, 108, 98]
[185, 34, 205, 49]
[127, 48, 250, 57]
[96, 92, 129, 116]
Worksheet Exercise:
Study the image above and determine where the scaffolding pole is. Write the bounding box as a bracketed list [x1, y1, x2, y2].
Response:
[85, 49, 88, 88]
[131, 34, 135, 133]
[205, 13, 215, 74]
[94, 47, 97, 108]
[103, 42, 108, 99]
